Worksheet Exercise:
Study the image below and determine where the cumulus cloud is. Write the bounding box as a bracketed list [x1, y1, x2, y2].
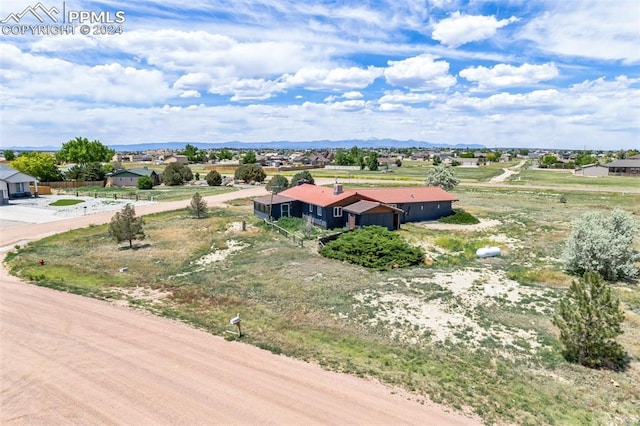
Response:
[459, 63, 559, 90]
[520, 1, 640, 63]
[378, 90, 439, 104]
[343, 91, 363, 99]
[0, 44, 174, 104]
[432, 12, 519, 48]
[284, 66, 382, 91]
[384, 54, 456, 90]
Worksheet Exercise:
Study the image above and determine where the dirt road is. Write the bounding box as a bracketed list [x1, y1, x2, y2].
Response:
[1, 187, 479, 425]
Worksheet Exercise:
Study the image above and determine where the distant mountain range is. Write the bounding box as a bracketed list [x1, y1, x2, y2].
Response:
[7, 139, 484, 152]
[106, 139, 484, 151]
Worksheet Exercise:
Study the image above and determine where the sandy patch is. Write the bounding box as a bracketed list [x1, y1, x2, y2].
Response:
[111, 286, 172, 307]
[419, 218, 502, 231]
[351, 269, 553, 357]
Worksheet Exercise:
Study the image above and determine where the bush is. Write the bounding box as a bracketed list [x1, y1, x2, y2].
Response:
[266, 175, 288, 193]
[137, 176, 153, 190]
[188, 192, 207, 218]
[438, 209, 480, 225]
[205, 170, 222, 186]
[562, 209, 639, 281]
[234, 164, 266, 183]
[320, 226, 424, 270]
[290, 170, 314, 186]
[425, 164, 459, 191]
[163, 162, 193, 186]
[552, 271, 628, 370]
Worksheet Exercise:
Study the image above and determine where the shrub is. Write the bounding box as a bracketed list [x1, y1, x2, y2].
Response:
[163, 162, 193, 186]
[425, 164, 459, 191]
[266, 175, 288, 193]
[290, 170, 314, 186]
[137, 176, 153, 190]
[320, 226, 424, 270]
[562, 209, 639, 281]
[438, 209, 480, 225]
[108, 204, 145, 249]
[206, 170, 222, 186]
[234, 164, 266, 183]
[552, 271, 628, 370]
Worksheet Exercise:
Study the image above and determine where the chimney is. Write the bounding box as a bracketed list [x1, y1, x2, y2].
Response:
[333, 181, 343, 195]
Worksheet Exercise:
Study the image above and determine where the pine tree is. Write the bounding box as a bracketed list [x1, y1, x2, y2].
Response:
[552, 271, 627, 370]
[188, 192, 207, 218]
[109, 204, 145, 249]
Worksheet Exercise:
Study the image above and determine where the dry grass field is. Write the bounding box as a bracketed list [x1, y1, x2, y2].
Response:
[5, 182, 640, 425]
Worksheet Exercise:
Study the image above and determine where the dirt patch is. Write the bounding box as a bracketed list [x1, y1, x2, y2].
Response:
[111, 286, 172, 307]
[351, 269, 552, 357]
[418, 218, 502, 231]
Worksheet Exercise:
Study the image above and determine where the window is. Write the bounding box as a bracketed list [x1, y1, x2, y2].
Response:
[333, 207, 343, 217]
[317, 205, 322, 216]
[309, 204, 313, 212]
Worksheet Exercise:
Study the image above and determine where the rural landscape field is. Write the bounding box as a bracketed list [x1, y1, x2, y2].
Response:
[5, 160, 639, 425]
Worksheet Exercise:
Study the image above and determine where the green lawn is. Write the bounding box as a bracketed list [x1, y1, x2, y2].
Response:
[57, 184, 236, 202]
[49, 199, 85, 206]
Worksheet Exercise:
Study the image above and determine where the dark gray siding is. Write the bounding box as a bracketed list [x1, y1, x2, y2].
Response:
[397, 201, 453, 223]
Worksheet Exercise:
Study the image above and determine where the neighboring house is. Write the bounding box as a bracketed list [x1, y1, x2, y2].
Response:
[574, 163, 609, 177]
[163, 154, 189, 165]
[605, 157, 640, 177]
[107, 168, 161, 187]
[0, 164, 38, 204]
[253, 183, 458, 231]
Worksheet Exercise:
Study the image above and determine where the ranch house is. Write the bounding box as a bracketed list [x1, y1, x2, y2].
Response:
[253, 183, 458, 231]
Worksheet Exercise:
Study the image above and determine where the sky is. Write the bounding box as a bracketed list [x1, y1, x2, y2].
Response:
[1, 0, 639, 151]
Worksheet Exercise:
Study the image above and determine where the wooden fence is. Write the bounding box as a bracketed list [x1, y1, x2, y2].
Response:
[263, 219, 304, 247]
[39, 181, 106, 188]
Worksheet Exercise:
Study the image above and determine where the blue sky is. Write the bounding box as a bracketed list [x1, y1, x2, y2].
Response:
[1, 0, 639, 150]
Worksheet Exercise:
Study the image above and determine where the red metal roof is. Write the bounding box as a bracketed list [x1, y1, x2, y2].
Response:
[278, 184, 357, 207]
[355, 186, 458, 203]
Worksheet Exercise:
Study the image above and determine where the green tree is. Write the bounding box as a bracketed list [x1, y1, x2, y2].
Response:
[540, 155, 559, 168]
[366, 152, 379, 171]
[180, 144, 199, 162]
[561, 209, 639, 281]
[137, 176, 153, 190]
[3, 150, 16, 161]
[10, 152, 63, 182]
[575, 151, 598, 166]
[108, 204, 145, 249]
[266, 175, 288, 193]
[56, 137, 115, 165]
[432, 156, 442, 165]
[163, 162, 193, 186]
[290, 170, 314, 186]
[217, 149, 233, 160]
[425, 164, 459, 191]
[234, 164, 266, 182]
[188, 192, 208, 218]
[242, 150, 257, 164]
[205, 170, 222, 186]
[552, 272, 627, 370]
[63, 163, 106, 181]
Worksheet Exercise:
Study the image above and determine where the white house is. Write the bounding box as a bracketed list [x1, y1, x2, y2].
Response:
[0, 164, 39, 204]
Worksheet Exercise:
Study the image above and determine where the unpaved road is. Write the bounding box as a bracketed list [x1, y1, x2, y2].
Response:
[1, 187, 479, 425]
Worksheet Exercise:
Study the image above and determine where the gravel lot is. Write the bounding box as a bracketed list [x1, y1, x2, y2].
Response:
[0, 195, 155, 228]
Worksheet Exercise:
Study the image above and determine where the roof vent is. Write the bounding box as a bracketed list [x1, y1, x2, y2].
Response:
[333, 182, 343, 195]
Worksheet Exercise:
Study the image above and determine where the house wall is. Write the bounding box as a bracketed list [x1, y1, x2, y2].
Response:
[397, 201, 453, 223]
[576, 166, 609, 177]
[358, 212, 395, 230]
[608, 167, 640, 177]
[0, 180, 7, 204]
[109, 175, 140, 187]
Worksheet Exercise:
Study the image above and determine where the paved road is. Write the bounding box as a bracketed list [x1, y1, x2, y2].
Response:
[1, 186, 479, 425]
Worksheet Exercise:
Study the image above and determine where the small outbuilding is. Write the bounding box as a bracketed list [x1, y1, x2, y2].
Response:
[107, 168, 161, 187]
[574, 163, 609, 177]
